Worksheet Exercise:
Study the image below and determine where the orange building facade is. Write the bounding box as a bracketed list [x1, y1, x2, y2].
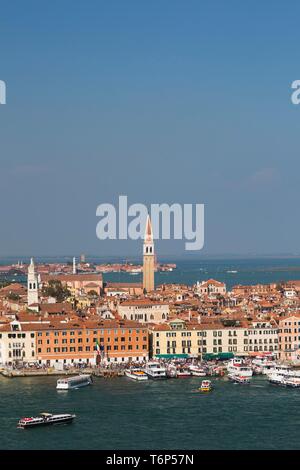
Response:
[34, 319, 149, 366]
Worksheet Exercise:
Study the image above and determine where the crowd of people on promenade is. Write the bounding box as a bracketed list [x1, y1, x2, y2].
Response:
[1, 357, 231, 374]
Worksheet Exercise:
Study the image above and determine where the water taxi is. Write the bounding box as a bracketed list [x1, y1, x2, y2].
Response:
[145, 361, 167, 380]
[124, 368, 148, 381]
[56, 374, 93, 390]
[18, 412, 76, 428]
[199, 380, 212, 392]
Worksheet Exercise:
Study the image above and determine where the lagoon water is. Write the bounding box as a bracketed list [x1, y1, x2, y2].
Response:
[4, 257, 300, 289]
[1, 375, 300, 450]
[103, 258, 300, 292]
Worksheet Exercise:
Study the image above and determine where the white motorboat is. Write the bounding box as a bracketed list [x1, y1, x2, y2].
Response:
[124, 368, 148, 381]
[176, 368, 192, 378]
[228, 373, 250, 384]
[145, 361, 167, 380]
[56, 374, 93, 390]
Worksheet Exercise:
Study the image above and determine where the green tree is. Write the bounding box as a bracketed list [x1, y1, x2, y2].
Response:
[42, 280, 71, 302]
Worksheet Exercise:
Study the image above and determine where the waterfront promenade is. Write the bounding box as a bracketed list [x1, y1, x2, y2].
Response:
[0, 366, 124, 378]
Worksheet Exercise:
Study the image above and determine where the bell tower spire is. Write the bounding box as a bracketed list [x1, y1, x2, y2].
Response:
[27, 258, 39, 312]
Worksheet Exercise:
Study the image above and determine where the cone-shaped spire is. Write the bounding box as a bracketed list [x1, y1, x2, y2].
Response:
[144, 214, 153, 243]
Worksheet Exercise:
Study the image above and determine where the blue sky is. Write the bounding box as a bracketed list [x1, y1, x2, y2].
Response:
[1, 1, 300, 258]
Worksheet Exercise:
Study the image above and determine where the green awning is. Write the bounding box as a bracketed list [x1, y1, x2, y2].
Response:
[203, 353, 217, 360]
[217, 353, 234, 360]
[203, 352, 234, 360]
[155, 354, 189, 359]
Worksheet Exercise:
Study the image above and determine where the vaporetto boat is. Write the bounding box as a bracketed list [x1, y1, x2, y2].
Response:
[268, 371, 300, 387]
[56, 374, 93, 390]
[18, 412, 76, 428]
[124, 368, 148, 381]
[226, 358, 253, 378]
[265, 364, 300, 378]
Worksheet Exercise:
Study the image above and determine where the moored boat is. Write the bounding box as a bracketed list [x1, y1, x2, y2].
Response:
[265, 364, 297, 378]
[284, 377, 300, 388]
[124, 368, 148, 381]
[228, 373, 250, 384]
[252, 356, 277, 375]
[145, 361, 167, 380]
[56, 374, 93, 390]
[18, 412, 76, 428]
[189, 365, 207, 377]
[166, 365, 177, 378]
[226, 358, 253, 377]
[268, 372, 286, 386]
[176, 368, 192, 378]
[268, 372, 300, 388]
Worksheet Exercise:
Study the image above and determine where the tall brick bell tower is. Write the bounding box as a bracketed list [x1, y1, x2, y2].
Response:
[143, 214, 155, 293]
